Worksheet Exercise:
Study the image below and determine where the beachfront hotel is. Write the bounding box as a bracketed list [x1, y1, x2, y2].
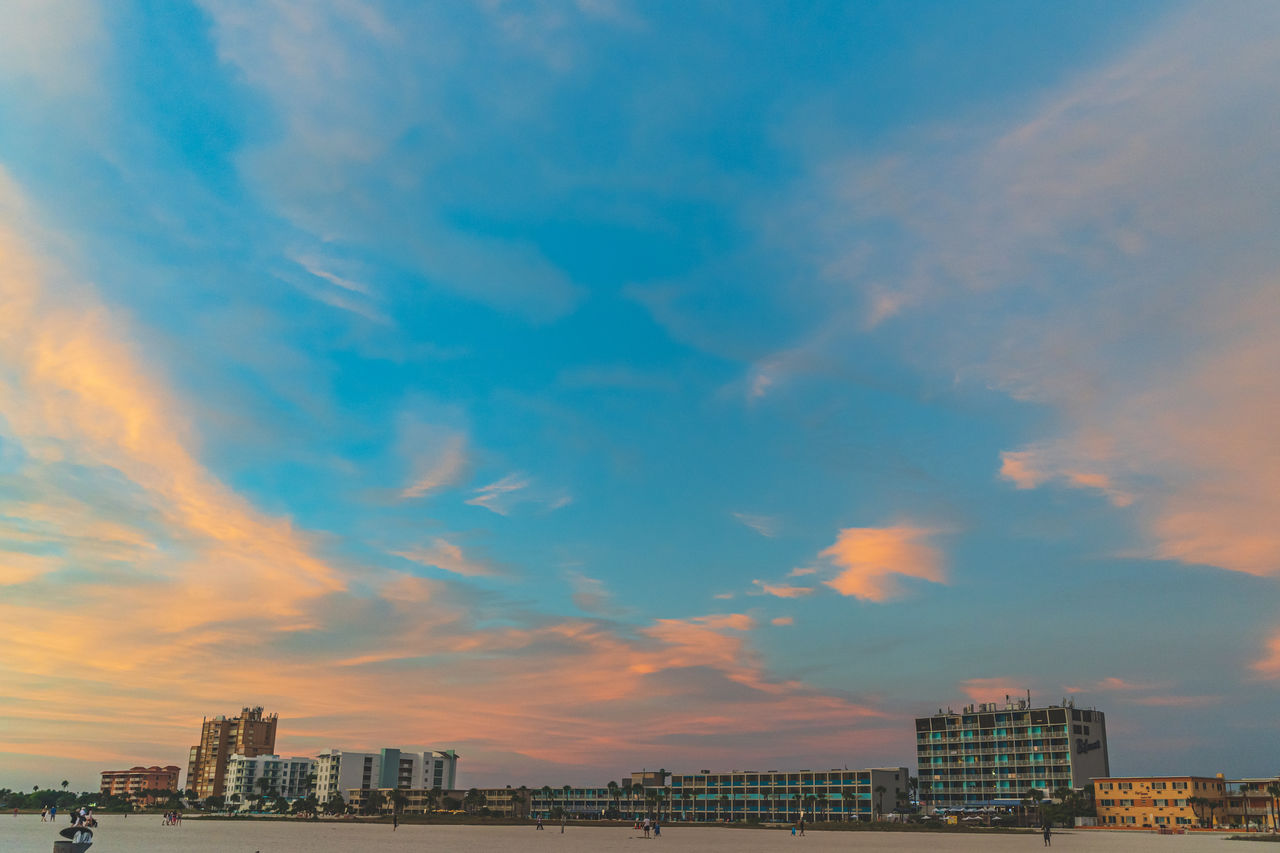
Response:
[224, 754, 317, 805]
[915, 697, 1109, 808]
[669, 766, 910, 822]
[1093, 775, 1225, 828]
[314, 747, 459, 805]
[99, 765, 181, 803]
[186, 706, 279, 798]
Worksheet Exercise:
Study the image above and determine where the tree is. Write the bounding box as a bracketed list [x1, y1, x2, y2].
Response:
[874, 785, 887, 820]
[391, 789, 409, 816]
[1267, 784, 1280, 833]
[1241, 782, 1252, 829]
[429, 786, 443, 814]
[791, 792, 803, 821]
[718, 793, 730, 821]
[919, 781, 932, 817]
[60, 781, 69, 792]
[1188, 796, 1205, 828]
[1023, 788, 1045, 828]
[816, 792, 827, 821]
[325, 794, 346, 815]
[607, 781, 620, 817]
[206, 794, 225, 811]
[541, 785, 554, 818]
[804, 793, 816, 821]
[365, 789, 386, 816]
[681, 791, 692, 821]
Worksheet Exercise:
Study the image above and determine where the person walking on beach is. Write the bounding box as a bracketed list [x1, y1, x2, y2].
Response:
[392, 811, 398, 831]
[1042, 822, 1052, 846]
[798, 818, 806, 837]
[41, 806, 47, 822]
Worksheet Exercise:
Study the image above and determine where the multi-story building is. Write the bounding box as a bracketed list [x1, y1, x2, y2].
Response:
[1222, 777, 1280, 829]
[314, 747, 458, 806]
[224, 754, 317, 806]
[669, 767, 909, 821]
[99, 765, 181, 803]
[915, 697, 1109, 808]
[186, 706, 278, 799]
[1094, 775, 1225, 828]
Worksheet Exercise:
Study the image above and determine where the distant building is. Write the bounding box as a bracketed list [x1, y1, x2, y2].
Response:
[224, 754, 317, 806]
[1094, 775, 1225, 828]
[186, 706, 278, 799]
[1222, 777, 1280, 829]
[99, 765, 181, 803]
[669, 767, 909, 822]
[915, 697, 1109, 808]
[314, 747, 458, 806]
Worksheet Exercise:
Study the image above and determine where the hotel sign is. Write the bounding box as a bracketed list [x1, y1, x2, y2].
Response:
[1075, 738, 1101, 754]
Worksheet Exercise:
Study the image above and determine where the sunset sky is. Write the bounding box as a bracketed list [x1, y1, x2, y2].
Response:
[2, 1, 1278, 792]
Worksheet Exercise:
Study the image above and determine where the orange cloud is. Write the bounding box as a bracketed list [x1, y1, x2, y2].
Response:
[1254, 632, 1280, 678]
[820, 525, 945, 601]
[394, 537, 498, 577]
[771, 616, 794, 626]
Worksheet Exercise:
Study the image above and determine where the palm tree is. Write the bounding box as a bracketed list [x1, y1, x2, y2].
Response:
[816, 792, 827, 821]
[1240, 782, 1251, 829]
[895, 788, 910, 817]
[874, 785, 887, 821]
[718, 793, 730, 821]
[562, 784, 572, 819]
[804, 793, 816, 821]
[541, 785, 554, 818]
[791, 792, 803, 822]
[1023, 788, 1045, 828]
[517, 785, 530, 820]
[60, 781, 69, 792]
[1188, 796, 1205, 828]
[1267, 784, 1280, 833]
[620, 781, 632, 818]
[681, 791, 692, 821]
[919, 781, 932, 817]
[607, 781, 619, 817]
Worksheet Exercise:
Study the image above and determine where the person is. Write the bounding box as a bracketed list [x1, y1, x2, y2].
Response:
[643, 815, 651, 838]
[799, 818, 805, 837]
[536, 817, 544, 829]
[791, 824, 797, 837]
[1043, 822, 1052, 846]
[392, 811, 398, 831]
[41, 806, 48, 822]
[653, 820, 661, 837]
[50, 805, 57, 821]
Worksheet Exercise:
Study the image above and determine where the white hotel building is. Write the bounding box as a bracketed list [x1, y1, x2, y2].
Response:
[314, 747, 459, 805]
[224, 754, 316, 805]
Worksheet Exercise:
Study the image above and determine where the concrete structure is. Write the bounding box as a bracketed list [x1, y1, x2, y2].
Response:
[186, 706, 278, 799]
[669, 767, 909, 822]
[314, 747, 458, 806]
[99, 765, 181, 802]
[915, 697, 1109, 808]
[1094, 775, 1225, 828]
[224, 754, 317, 806]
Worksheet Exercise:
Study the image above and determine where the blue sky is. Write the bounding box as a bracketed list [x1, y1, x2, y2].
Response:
[1, 0, 1278, 790]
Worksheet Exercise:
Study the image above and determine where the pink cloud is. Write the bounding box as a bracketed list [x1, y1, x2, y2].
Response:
[1254, 632, 1280, 678]
[820, 525, 946, 602]
[960, 678, 1028, 704]
[771, 616, 794, 626]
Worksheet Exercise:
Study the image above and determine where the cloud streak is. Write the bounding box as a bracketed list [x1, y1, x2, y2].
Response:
[820, 525, 945, 602]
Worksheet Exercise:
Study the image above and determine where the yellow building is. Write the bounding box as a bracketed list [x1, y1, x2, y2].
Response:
[1094, 775, 1225, 828]
[186, 706, 279, 799]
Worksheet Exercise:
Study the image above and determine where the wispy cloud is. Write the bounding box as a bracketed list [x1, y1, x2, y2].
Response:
[732, 511, 779, 537]
[751, 579, 814, 599]
[401, 432, 469, 499]
[465, 473, 531, 515]
[394, 537, 498, 578]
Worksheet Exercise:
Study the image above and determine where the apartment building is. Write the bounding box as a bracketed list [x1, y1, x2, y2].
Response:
[186, 706, 278, 799]
[99, 765, 181, 802]
[314, 747, 458, 805]
[669, 767, 909, 822]
[223, 754, 316, 805]
[1094, 775, 1225, 828]
[916, 697, 1109, 808]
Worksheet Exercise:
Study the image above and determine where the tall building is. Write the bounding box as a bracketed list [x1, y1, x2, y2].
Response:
[99, 765, 181, 803]
[224, 754, 317, 806]
[1094, 775, 1225, 828]
[313, 747, 458, 805]
[186, 706, 279, 799]
[915, 697, 1108, 808]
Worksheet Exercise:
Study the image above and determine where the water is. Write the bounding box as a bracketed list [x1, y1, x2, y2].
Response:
[0, 816, 1239, 853]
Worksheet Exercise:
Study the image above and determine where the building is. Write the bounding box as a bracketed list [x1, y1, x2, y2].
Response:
[1221, 777, 1280, 829]
[669, 767, 909, 821]
[1094, 775, 1225, 828]
[99, 765, 181, 803]
[186, 706, 279, 799]
[314, 747, 458, 806]
[915, 697, 1109, 808]
[515, 767, 909, 822]
[224, 754, 317, 807]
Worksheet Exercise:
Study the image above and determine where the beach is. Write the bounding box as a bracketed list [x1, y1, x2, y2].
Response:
[0, 816, 1248, 853]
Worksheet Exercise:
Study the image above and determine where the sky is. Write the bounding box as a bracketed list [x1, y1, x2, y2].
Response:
[1, 0, 1278, 792]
